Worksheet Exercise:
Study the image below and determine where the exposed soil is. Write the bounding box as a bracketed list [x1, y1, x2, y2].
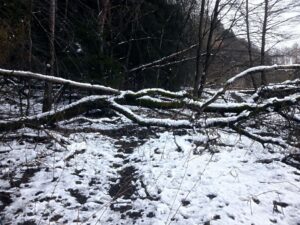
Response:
[68, 188, 88, 204]
[106, 126, 157, 219]
[282, 154, 300, 170]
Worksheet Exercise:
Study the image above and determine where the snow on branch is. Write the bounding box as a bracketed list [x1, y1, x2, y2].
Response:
[121, 88, 188, 99]
[110, 97, 251, 128]
[251, 79, 300, 101]
[0, 69, 120, 95]
[0, 65, 299, 150]
[200, 64, 300, 110]
[1, 65, 299, 105]
[0, 96, 109, 132]
[118, 92, 300, 115]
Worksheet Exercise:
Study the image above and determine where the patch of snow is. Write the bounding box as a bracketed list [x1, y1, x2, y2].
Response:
[0, 117, 299, 225]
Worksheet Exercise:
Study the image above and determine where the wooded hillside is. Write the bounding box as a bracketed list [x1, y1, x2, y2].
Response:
[0, 1, 300, 225]
[1, 0, 283, 91]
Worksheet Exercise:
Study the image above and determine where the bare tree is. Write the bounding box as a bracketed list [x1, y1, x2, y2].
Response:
[197, 0, 221, 97]
[97, 0, 111, 54]
[241, 0, 300, 85]
[193, 0, 206, 97]
[245, 0, 257, 89]
[260, 0, 268, 85]
[42, 0, 56, 112]
[193, 0, 245, 96]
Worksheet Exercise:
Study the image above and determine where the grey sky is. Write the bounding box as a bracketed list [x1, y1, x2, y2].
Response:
[220, 0, 300, 49]
[251, 0, 300, 48]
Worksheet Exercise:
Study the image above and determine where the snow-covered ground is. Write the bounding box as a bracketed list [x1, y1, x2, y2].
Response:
[0, 116, 299, 225]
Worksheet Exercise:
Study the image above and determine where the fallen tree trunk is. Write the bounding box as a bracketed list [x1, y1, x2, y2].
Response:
[0, 96, 108, 132]
[0, 65, 300, 149]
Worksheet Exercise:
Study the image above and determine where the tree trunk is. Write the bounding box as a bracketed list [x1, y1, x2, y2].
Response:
[98, 0, 111, 54]
[198, 0, 221, 97]
[260, 0, 268, 86]
[1, 64, 300, 134]
[28, 0, 33, 71]
[64, 0, 69, 20]
[193, 0, 206, 97]
[42, 0, 56, 112]
[245, 0, 257, 90]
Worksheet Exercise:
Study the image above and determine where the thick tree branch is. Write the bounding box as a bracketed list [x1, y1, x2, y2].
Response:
[200, 64, 300, 110]
[0, 96, 109, 132]
[0, 69, 120, 95]
[230, 125, 295, 149]
[110, 98, 251, 128]
[0, 65, 299, 144]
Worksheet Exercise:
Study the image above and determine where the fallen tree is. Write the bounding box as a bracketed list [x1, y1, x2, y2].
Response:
[0, 65, 300, 150]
